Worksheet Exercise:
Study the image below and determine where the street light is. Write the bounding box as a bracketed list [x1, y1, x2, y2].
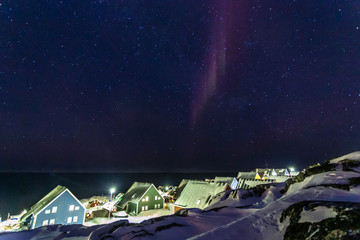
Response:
[110, 188, 115, 202]
[109, 188, 115, 219]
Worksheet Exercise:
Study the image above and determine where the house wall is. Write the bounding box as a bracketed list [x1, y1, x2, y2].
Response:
[137, 186, 163, 214]
[174, 205, 184, 213]
[230, 179, 238, 190]
[127, 202, 137, 215]
[33, 190, 85, 229]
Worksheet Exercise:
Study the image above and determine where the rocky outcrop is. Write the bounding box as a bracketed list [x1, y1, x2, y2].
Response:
[280, 201, 360, 240]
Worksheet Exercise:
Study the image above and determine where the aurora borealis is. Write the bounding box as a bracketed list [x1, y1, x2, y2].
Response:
[1, 0, 360, 172]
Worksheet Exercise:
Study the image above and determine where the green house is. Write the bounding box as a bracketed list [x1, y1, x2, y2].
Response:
[118, 182, 164, 215]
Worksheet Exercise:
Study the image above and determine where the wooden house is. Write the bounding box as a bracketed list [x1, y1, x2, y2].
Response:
[174, 179, 203, 201]
[174, 180, 229, 212]
[213, 177, 238, 190]
[117, 182, 164, 215]
[237, 172, 258, 180]
[273, 168, 290, 177]
[20, 185, 86, 229]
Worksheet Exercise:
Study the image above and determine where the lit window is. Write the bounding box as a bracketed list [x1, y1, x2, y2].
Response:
[69, 205, 74, 211]
[52, 206, 57, 213]
[154, 204, 157, 209]
[67, 217, 72, 224]
[42, 220, 48, 226]
[145, 205, 148, 211]
[154, 196, 157, 200]
[145, 196, 149, 201]
[141, 206, 144, 211]
[75, 206, 79, 210]
[142, 199, 145, 202]
[49, 219, 55, 225]
[73, 216, 78, 222]
[158, 204, 161, 208]
[45, 209, 50, 214]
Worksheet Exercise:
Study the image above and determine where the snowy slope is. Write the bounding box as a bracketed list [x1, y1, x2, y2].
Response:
[1, 152, 360, 240]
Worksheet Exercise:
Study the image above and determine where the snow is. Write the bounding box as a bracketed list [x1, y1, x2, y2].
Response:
[85, 209, 173, 225]
[2, 152, 360, 240]
[329, 151, 360, 163]
[0, 220, 19, 233]
[299, 206, 337, 223]
[287, 169, 360, 193]
[101, 200, 118, 211]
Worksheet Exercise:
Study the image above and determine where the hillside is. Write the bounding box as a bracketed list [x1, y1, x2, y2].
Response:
[1, 152, 360, 240]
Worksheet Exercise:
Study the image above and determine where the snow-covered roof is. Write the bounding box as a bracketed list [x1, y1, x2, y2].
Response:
[118, 182, 153, 208]
[213, 177, 235, 184]
[254, 168, 289, 177]
[178, 179, 191, 189]
[237, 172, 257, 179]
[175, 179, 202, 199]
[329, 151, 360, 163]
[20, 185, 67, 222]
[175, 181, 228, 209]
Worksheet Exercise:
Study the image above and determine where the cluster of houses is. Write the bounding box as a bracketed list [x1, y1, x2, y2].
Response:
[10, 168, 298, 230]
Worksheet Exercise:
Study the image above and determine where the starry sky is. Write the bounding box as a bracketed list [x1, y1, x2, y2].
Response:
[1, 0, 360, 172]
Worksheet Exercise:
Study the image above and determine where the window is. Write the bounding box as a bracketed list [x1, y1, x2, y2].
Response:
[158, 204, 161, 209]
[145, 196, 149, 201]
[145, 205, 148, 211]
[52, 206, 57, 213]
[142, 199, 145, 202]
[154, 204, 157, 209]
[75, 206, 79, 211]
[69, 205, 74, 211]
[67, 217, 72, 224]
[141, 206, 144, 211]
[73, 216, 78, 222]
[49, 219, 55, 225]
[45, 209, 50, 214]
[42, 220, 48, 226]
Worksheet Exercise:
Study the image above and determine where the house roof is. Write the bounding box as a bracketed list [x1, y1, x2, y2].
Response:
[118, 182, 154, 208]
[273, 168, 289, 176]
[237, 172, 257, 179]
[174, 179, 202, 199]
[175, 181, 228, 209]
[253, 168, 290, 177]
[214, 177, 236, 185]
[20, 185, 67, 222]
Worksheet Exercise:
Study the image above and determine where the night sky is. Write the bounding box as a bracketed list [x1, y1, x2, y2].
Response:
[1, 1, 360, 172]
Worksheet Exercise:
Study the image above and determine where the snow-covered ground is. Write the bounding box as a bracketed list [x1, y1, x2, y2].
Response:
[298, 206, 337, 223]
[85, 208, 173, 226]
[1, 152, 360, 240]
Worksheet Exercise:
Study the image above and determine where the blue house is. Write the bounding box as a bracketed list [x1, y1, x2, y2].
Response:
[20, 185, 86, 229]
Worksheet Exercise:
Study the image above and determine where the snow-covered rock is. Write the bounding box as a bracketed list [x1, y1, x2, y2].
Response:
[329, 151, 360, 163]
